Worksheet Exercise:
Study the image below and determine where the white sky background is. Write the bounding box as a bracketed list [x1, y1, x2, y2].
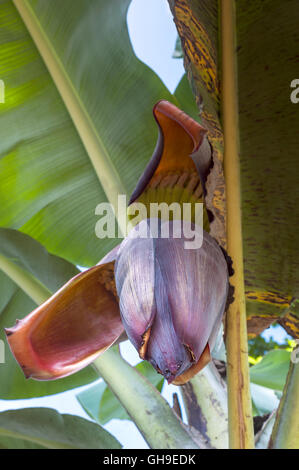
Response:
[0, 0, 292, 449]
[127, 0, 185, 92]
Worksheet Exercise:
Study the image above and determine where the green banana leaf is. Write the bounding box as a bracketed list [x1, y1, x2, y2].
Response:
[77, 361, 164, 425]
[0, 228, 99, 399]
[0, 407, 121, 449]
[0, 0, 197, 269]
[269, 361, 299, 449]
[168, 0, 299, 337]
[250, 349, 291, 391]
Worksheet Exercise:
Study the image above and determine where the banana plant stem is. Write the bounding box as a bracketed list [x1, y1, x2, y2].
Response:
[220, 0, 254, 449]
[94, 349, 201, 449]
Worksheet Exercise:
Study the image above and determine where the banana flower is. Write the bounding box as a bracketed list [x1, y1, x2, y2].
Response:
[5, 101, 229, 385]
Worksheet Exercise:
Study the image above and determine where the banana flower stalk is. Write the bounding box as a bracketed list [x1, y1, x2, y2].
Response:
[5, 101, 229, 385]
